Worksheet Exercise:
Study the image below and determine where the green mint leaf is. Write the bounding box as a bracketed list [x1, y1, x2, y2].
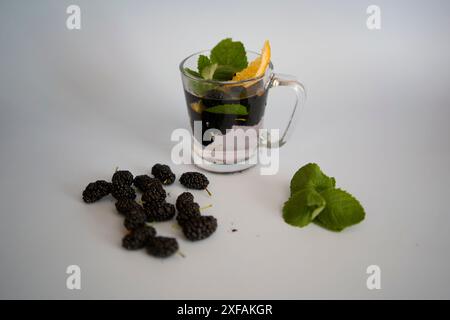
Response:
[201, 63, 218, 80]
[314, 188, 365, 232]
[198, 55, 211, 74]
[195, 38, 248, 80]
[204, 104, 248, 115]
[290, 163, 336, 195]
[184, 66, 217, 95]
[283, 188, 326, 227]
[184, 68, 201, 78]
[283, 163, 365, 232]
[212, 65, 236, 81]
[210, 38, 248, 73]
[189, 82, 217, 96]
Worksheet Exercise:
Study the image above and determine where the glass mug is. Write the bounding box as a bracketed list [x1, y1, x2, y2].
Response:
[180, 50, 306, 173]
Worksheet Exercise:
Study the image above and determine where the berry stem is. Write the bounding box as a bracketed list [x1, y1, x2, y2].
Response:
[171, 223, 181, 231]
[205, 188, 212, 196]
[200, 204, 212, 211]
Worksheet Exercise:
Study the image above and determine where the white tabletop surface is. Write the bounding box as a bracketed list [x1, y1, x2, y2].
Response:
[1, 0, 449, 299]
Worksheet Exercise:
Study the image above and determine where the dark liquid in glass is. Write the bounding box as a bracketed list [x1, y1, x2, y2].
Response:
[184, 87, 268, 146]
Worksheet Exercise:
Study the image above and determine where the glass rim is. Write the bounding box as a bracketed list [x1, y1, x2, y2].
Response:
[179, 49, 273, 85]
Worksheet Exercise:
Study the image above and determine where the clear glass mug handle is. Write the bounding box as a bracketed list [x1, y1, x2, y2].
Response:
[260, 73, 306, 148]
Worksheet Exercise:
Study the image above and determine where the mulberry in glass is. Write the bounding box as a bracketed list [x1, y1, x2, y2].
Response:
[180, 50, 305, 173]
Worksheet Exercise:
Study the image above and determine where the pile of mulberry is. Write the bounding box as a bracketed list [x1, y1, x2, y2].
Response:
[144, 201, 176, 222]
[123, 208, 146, 230]
[82, 180, 111, 203]
[179, 172, 209, 190]
[112, 170, 134, 186]
[181, 215, 217, 241]
[152, 164, 176, 185]
[146, 236, 179, 258]
[111, 183, 136, 200]
[141, 183, 166, 203]
[133, 175, 161, 193]
[82, 165, 217, 259]
[122, 225, 156, 250]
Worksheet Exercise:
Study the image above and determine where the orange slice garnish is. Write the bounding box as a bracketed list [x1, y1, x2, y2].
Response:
[233, 40, 271, 81]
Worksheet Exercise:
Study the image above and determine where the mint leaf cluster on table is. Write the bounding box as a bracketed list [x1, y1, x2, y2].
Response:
[186, 38, 248, 81]
[283, 163, 365, 232]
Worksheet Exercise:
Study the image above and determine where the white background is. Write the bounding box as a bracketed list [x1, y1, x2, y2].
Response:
[0, 0, 449, 299]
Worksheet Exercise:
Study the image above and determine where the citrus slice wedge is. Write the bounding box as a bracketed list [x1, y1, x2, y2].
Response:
[232, 40, 271, 82]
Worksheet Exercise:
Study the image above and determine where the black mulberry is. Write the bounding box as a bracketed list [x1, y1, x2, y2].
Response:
[123, 208, 146, 230]
[146, 236, 179, 258]
[111, 183, 136, 200]
[176, 202, 201, 226]
[176, 192, 194, 211]
[226, 85, 247, 98]
[141, 183, 166, 203]
[133, 175, 161, 192]
[115, 199, 143, 215]
[203, 89, 230, 108]
[112, 170, 134, 186]
[144, 201, 176, 222]
[122, 225, 156, 250]
[181, 215, 217, 241]
[151, 164, 176, 185]
[179, 172, 210, 192]
[82, 180, 112, 203]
